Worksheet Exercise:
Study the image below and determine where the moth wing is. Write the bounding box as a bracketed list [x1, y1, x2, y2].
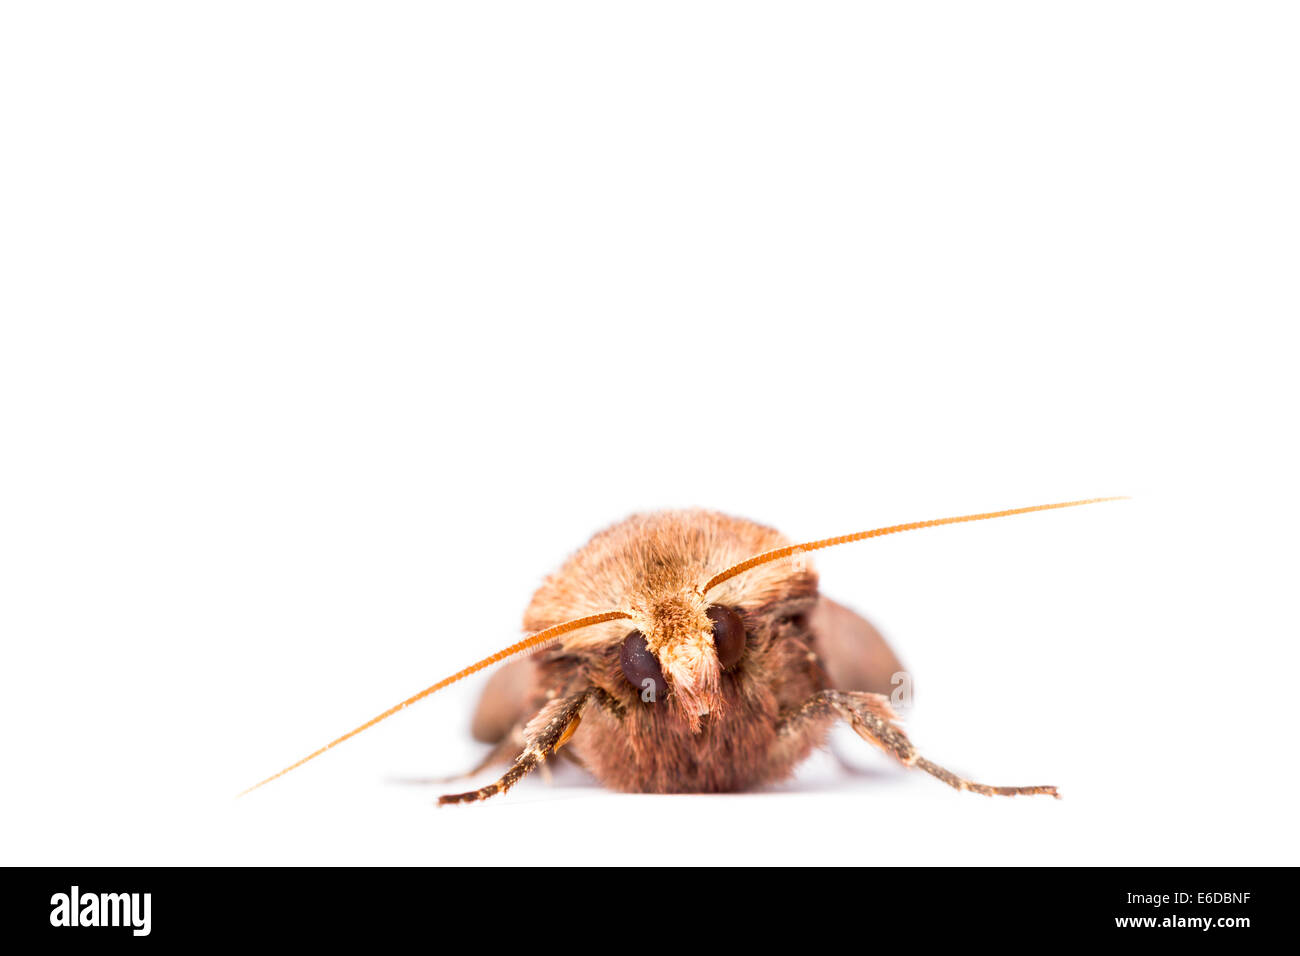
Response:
[469, 657, 538, 743]
[808, 595, 905, 695]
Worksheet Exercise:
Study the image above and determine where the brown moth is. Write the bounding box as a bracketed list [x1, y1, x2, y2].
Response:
[240, 497, 1124, 805]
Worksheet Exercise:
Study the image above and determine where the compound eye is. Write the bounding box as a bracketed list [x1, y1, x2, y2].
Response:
[620, 631, 667, 699]
[707, 605, 747, 669]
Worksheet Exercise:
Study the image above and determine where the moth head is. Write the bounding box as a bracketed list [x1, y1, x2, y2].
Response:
[618, 590, 750, 731]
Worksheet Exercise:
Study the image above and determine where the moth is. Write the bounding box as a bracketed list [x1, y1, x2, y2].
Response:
[241, 497, 1123, 805]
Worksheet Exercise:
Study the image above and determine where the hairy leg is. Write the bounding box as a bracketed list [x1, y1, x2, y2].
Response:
[775, 689, 1059, 798]
[428, 725, 526, 784]
[438, 688, 612, 805]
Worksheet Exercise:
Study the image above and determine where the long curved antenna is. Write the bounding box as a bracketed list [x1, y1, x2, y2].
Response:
[237, 609, 631, 797]
[703, 497, 1128, 594]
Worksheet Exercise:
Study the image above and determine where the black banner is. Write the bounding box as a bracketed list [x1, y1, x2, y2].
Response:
[9, 866, 1286, 943]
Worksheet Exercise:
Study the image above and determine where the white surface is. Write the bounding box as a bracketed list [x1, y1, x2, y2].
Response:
[2, 3, 1296, 866]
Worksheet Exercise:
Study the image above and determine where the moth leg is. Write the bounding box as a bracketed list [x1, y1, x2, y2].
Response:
[438, 689, 594, 806]
[780, 690, 1059, 798]
[555, 744, 587, 770]
[428, 725, 526, 784]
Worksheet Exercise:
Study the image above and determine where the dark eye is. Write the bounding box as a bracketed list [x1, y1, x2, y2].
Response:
[707, 605, 747, 669]
[620, 631, 667, 699]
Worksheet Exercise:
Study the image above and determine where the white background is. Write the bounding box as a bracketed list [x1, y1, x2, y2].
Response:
[2, 3, 1296, 866]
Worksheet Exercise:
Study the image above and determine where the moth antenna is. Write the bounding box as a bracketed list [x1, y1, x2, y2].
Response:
[237, 609, 631, 797]
[703, 496, 1129, 594]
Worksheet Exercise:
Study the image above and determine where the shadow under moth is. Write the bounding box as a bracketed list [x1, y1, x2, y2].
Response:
[241, 497, 1124, 805]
